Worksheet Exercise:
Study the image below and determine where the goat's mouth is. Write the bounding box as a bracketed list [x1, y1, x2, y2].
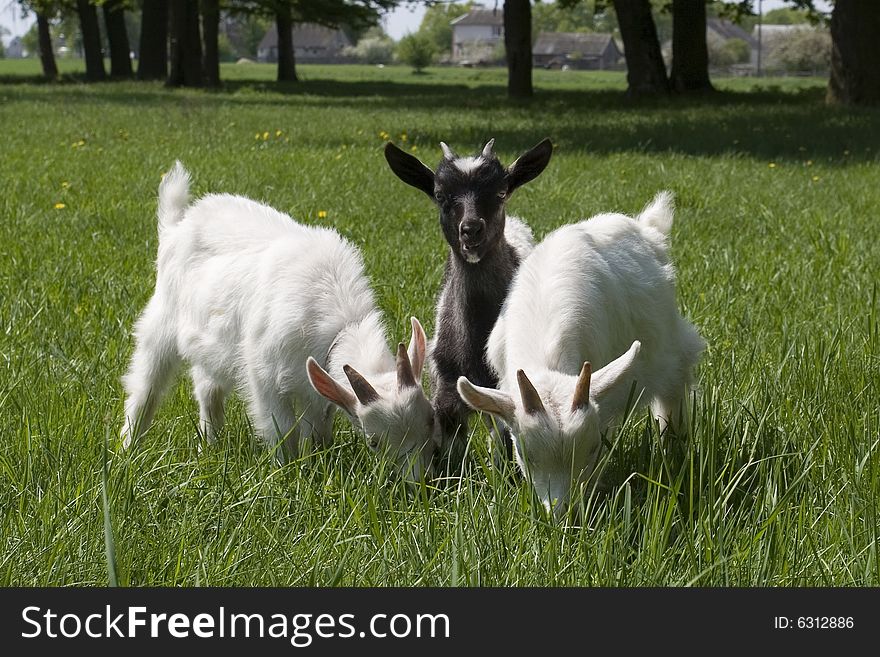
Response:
[460, 241, 484, 263]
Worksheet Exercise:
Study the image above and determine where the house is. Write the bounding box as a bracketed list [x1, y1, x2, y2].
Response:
[257, 23, 352, 64]
[450, 8, 504, 63]
[6, 36, 24, 59]
[532, 32, 622, 70]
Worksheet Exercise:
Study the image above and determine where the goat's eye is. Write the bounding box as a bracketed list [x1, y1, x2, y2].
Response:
[434, 191, 446, 203]
[498, 190, 507, 200]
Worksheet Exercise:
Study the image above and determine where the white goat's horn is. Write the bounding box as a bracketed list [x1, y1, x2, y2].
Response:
[516, 369, 545, 416]
[481, 138, 496, 158]
[396, 342, 417, 389]
[571, 361, 592, 412]
[343, 364, 380, 405]
[440, 142, 456, 160]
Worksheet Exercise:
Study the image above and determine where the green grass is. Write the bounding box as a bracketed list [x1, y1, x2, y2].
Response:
[1, 60, 878, 586]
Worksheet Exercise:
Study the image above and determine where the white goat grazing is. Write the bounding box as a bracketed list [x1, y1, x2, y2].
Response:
[457, 192, 706, 514]
[120, 162, 437, 480]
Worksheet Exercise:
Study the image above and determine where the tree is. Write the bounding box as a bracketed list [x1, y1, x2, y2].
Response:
[274, 1, 296, 81]
[612, 0, 668, 95]
[396, 32, 434, 72]
[827, 0, 880, 105]
[167, 0, 203, 86]
[138, 0, 168, 80]
[532, 1, 596, 35]
[37, 11, 59, 78]
[103, 0, 133, 78]
[203, 0, 221, 86]
[670, 0, 712, 93]
[504, 0, 533, 98]
[76, 0, 106, 80]
[417, 1, 473, 57]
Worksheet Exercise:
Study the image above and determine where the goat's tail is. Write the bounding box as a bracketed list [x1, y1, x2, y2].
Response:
[637, 190, 674, 237]
[157, 161, 191, 231]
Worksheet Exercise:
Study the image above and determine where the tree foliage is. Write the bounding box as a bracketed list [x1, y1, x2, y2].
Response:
[416, 1, 473, 55]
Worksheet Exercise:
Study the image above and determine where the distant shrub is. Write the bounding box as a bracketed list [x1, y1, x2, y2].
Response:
[709, 37, 751, 68]
[344, 36, 394, 65]
[767, 29, 831, 74]
[395, 34, 435, 73]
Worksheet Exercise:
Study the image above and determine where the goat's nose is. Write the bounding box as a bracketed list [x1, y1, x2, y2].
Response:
[459, 219, 485, 242]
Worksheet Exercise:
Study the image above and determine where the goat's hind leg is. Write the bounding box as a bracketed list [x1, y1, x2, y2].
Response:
[191, 365, 228, 446]
[120, 295, 181, 448]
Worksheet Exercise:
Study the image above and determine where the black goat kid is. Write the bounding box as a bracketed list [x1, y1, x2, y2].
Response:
[384, 137, 553, 466]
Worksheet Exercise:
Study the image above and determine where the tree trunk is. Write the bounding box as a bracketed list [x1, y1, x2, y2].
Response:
[276, 5, 297, 82]
[36, 12, 59, 80]
[827, 0, 880, 105]
[76, 0, 107, 81]
[103, 0, 133, 78]
[202, 0, 220, 87]
[503, 0, 532, 98]
[612, 0, 669, 96]
[670, 0, 713, 93]
[168, 0, 203, 87]
[138, 0, 169, 80]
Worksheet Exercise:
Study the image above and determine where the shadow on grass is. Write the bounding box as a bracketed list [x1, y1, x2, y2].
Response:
[2, 73, 878, 162]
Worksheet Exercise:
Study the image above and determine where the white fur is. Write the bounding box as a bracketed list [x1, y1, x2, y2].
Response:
[121, 162, 435, 478]
[459, 192, 706, 515]
[452, 156, 485, 174]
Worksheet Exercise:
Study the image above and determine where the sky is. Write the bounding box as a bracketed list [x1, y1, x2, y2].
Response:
[1, 1, 832, 46]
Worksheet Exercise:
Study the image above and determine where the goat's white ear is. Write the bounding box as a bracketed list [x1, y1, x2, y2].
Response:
[307, 357, 358, 417]
[440, 142, 456, 160]
[408, 316, 427, 380]
[591, 341, 642, 422]
[457, 377, 516, 426]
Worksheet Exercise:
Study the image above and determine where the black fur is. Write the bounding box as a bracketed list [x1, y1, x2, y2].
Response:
[385, 139, 553, 466]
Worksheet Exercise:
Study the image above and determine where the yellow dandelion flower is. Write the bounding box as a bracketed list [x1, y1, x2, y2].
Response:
[61, 181, 70, 189]
[54, 202, 66, 209]
[806, 160, 813, 166]
[275, 130, 283, 137]
[255, 133, 261, 140]
[262, 131, 270, 141]
[400, 132, 408, 142]
[410, 145, 418, 153]
[318, 210, 328, 219]
[812, 176, 820, 182]
[768, 163, 777, 169]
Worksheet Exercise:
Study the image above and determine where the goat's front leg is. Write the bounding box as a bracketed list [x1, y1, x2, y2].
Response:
[432, 378, 472, 471]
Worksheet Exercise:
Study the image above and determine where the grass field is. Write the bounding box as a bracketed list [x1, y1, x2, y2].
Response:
[1, 59, 878, 586]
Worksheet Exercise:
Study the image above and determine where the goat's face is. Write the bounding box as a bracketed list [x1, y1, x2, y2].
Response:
[457, 341, 642, 518]
[384, 138, 553, 264]
[307, 317, 438, 484]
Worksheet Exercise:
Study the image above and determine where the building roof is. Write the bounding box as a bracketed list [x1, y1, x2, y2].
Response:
[707, 18, 756, 46]
[258, 23, 352, 51]
[533, 32, 617, 57]
[450, 8, 504, 27]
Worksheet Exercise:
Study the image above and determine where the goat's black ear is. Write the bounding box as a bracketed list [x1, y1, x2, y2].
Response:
[384, 142, 435, 198]
[506, 138, 553, 194]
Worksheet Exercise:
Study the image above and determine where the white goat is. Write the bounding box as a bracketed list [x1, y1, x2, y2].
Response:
[120, 162, 437, 480]
[457, 192, 706, 514]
